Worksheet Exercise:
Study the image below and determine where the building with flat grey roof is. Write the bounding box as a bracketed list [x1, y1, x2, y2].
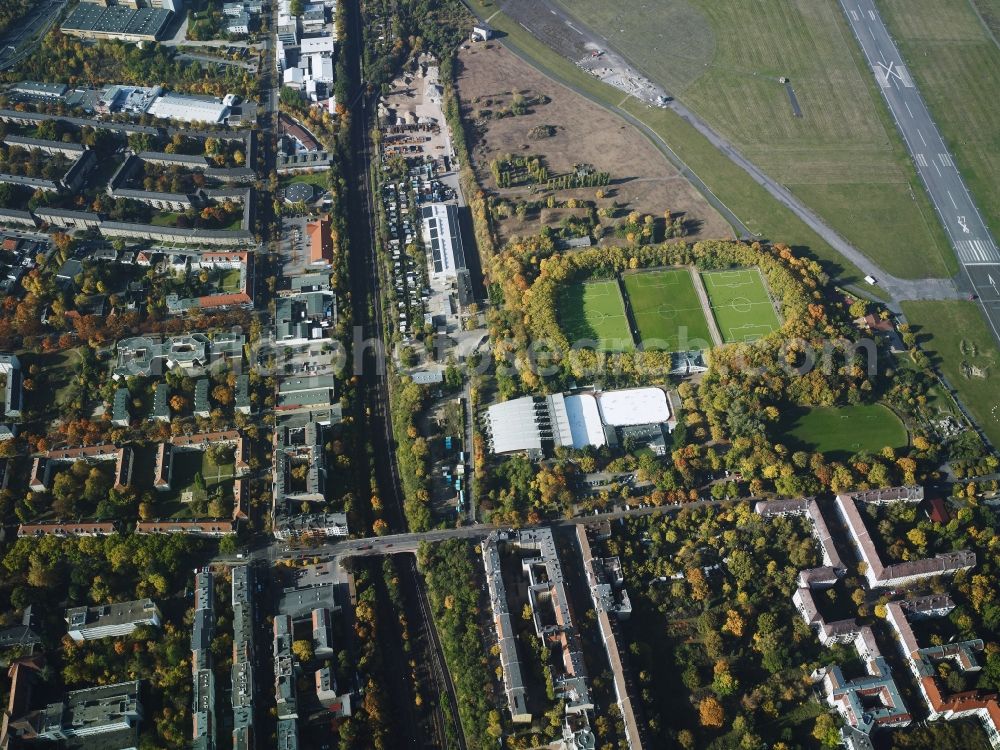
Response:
[0, 353, 23, 420]
[112, 387, 131, 427]
[232, 565, 254, 750]
[194, 378, 210, 418]
[30, 681, 142, 743]
[4, 135, 85, 157]
[11, 81, 68, 100]
[273, 614, 298, 721]
[192, 569, 216, 750]
[61, 4, 172, 42]
[836, 487, 975, 588]
[312, 607, 332, 656]
[65, 599, 161, 642]
[277, 718, 299, 750]
[273, 512, 348, 541]
[482, 532, 530, 723]
[235, 374, 251, 414]
[151, 382, 170, 422]
[483, 527, 594, 734]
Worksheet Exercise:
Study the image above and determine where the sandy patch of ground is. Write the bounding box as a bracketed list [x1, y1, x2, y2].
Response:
[455, 42, 733, 244]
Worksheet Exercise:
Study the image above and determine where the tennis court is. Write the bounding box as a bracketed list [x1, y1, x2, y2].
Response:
[558, 279, 634, 351]
[622, 267, 713, 351]
[701, 269, 781, 343]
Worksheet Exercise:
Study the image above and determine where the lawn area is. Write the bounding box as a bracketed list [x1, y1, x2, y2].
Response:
[558, 279, 633, 351]
[464, 0, 888, 294]
[548, 0, 954, 278]
[900, 300, 1000, 449]
[782, 403, 908, 459]
[161, 448, 235, 509]
[877, 0, 1000, 240]
[280, 171, 331, 190]
[217, 268, 243, 292]
[149, 211, 185, 228]
[622, 267, 713, 351]
[701, 268, 781, 343]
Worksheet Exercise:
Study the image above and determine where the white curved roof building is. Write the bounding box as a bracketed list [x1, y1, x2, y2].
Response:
[485, 387, 673, 456]
[597, 387, 670, 427]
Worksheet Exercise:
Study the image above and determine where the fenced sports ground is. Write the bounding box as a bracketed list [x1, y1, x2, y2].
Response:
[622, 268, 713, 351]
[701, 268, 781, 343]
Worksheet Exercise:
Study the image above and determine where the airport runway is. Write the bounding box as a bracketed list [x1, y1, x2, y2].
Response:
[839, 0, 1000, 343]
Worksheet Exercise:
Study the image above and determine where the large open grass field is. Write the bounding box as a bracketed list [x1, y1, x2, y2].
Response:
[877, 0, 1000, 241]
[558, 279, 633, 351]
[783, 403, 908, 458]
[622, 268, 714, 351]
[701, 269, 782, 343]
[465, 0, 889, 293]
[901, 301, 1000, 449]
[544, 0, 955, 279]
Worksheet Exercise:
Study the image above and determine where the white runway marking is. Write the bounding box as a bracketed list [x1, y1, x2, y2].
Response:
[915, 153, 927, 167]
[948, 190, 957, 208]
[934, 162, 941, 177]
[957, 240, 1000, 263]
[869, 9, 877, 20]
[918, 129, 927, 146]
[851, 9, 859, 20]
[938, 153, 954, 167]
[904, 101, 913, 117]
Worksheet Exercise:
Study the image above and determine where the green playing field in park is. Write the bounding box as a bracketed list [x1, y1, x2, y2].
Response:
[622, 268, 714, 351]
[558, 279, 634, 351]
[701, 268, 781, 343]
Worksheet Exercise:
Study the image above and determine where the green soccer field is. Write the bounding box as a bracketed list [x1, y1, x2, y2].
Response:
[622, 268, 713, 351]
[782, 404, 908, 459]
[701, 269, 782, 343]
[558, 279, 634, 351]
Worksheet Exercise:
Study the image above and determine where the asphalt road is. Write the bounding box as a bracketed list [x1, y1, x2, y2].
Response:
[839, 0, 1000, 343]
[242, 498, 726, 566]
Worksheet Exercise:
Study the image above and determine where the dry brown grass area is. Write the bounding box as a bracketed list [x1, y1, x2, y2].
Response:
[454, 42, 733, 244]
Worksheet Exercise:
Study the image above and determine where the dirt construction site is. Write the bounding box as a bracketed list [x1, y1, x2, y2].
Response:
[454, 42, 733, 244]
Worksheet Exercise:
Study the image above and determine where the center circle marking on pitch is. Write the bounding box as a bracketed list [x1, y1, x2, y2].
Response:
[657, 305, 677, 320]
[730, 297, 753, 313]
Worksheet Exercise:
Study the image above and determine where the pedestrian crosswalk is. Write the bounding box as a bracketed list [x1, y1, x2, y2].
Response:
[957, 239, 1000, 264]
